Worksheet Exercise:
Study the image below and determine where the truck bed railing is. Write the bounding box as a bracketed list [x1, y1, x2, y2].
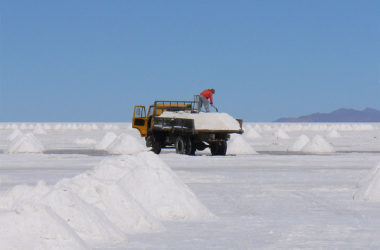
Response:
[153, 100, 200, 116]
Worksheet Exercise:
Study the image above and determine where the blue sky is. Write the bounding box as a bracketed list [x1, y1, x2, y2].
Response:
[0, 0, 379, 122]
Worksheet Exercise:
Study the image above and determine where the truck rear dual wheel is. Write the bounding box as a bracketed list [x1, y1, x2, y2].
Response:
[210, 141, 227, 156]
[175, 136, 195, 155]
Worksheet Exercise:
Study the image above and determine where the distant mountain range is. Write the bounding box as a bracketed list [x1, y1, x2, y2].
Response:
[274, 108, 380, 122]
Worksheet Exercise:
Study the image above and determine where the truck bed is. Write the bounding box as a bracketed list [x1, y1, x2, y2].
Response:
[153, 112, 243, 134]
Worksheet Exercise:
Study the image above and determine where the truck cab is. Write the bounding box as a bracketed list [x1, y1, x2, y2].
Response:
[132, 101, 196, 138]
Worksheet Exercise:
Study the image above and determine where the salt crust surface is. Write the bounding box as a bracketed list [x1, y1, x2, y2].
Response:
[355, 164, 380, 201]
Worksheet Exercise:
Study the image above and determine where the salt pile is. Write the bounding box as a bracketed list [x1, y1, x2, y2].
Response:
[7, 129, 23, 141]
[159, 112, 241, 131]
[42, 187, 125, 247]
[56, 174, 164, 234]
[327, 129, 341, 138]
[288, 135, 310, 152]
[274, 129, 290, 139]
[95, 132, 118, 150]
[354, 164, 380, 201]
[0, 152, 213, 249]
[227, 134, 257, 155]
[33, 124, 47, 135]
[301, 135, 335, 153]
[0, 204, 88, 250]
[244, 126, 261, 139]
[95, 152, 215, 220]
[7, 133, 45, 154]
[106, 133, 146, 155]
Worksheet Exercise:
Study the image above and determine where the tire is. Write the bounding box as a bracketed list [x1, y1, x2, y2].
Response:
[210, 141, 227, 156]
[151, 136, 162, 154]
[185, 137, 196, 155]
[145, 136, 153, 147]
[175, 136, 187, 154]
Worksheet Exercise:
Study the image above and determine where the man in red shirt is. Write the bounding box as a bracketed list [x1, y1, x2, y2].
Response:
[199, 88, 215, 112]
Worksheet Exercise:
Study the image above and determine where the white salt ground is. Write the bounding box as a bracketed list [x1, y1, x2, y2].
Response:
[2, 123, 380, 249]
[75, 138, 97, 145]
[354, 163, 380, 201]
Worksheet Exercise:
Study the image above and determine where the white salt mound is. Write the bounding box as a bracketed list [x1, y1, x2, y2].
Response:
[227, 134, 257, 155]
[354, 164, 380, 201]
[0, 151, 214, 248]
[57, 173, 164, 234]
[0, 181, 124, 247]
[7, 133, 45, 154]
[328, 129, 341, 138]
[244, 127, 261, 139]
[7, 129, 23, 141]
[97, 152, 215, 221]
[0, 204, 88, 250]
[0, 181, 51, 209]
[106, 133, 146, 155]
[33, 125, 47, 135]
[159, 111, 241, 131]
[274, 129, 290, 139]
[95, 132, 118, 150]
[301, 135, 335, 153]
[288, 135, 310, 152]
[42, 187, 125, 247]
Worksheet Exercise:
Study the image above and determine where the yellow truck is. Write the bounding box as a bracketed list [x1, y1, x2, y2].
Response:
[132, 100, 243, 155]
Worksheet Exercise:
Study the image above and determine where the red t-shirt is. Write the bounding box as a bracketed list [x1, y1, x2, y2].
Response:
[200, 89, 214, 104]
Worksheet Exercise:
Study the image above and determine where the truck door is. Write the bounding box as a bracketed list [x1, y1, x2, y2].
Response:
[132, 106, 148, 137]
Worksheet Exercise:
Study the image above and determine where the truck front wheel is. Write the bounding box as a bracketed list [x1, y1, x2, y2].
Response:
[151, 136, 162, 154]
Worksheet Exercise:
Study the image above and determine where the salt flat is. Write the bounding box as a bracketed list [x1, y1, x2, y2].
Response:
[0, 122, 380, 249]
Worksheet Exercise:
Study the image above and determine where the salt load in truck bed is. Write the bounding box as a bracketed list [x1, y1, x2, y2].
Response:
[156, 111, 243, 132]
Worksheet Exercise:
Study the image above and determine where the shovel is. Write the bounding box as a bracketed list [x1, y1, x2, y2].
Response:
[211, 104, 219, 112]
